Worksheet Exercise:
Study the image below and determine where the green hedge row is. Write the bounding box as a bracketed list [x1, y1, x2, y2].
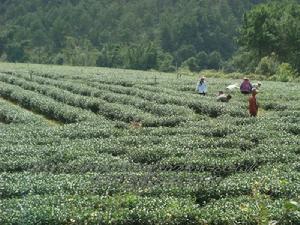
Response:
[24, 71, 248, 118]
[0, 81, 97, 123]
[0, 74, 188, 127]
[0, 98, 45, 125]
[1, 193, 299, 225]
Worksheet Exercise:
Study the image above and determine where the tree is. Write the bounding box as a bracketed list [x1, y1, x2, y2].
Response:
[207, 51, 222, 70]
[0, 32, 7, 56]
[273, 63, 298, 82]
[223, 48, 258, 73]
[28, 47, 49, 64]
[160, 23, 174, 52]
[195, 51, 208, 70]
[0, 0, 269, 70]
[174, 44, 196, 65]
[6, 43, 25, 62]
[157, 51, 175, 72]
[255, 53, 279, 76]
[62, 36, 99, 66]
[182, 57, 200, 72]
[238, 3, 280, 58]
[238, 0, 300, 72]
[122, 42, 158, 70]
[96, 44, 122, 68]
[51, 18, 67, 50]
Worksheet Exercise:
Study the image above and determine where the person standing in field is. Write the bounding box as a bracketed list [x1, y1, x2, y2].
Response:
[240, 78, 253, 94]
[196, 77, 207, 96]
[248, 88, 259, 117]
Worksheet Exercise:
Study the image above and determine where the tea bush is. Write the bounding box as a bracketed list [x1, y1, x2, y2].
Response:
[0, 62, 299, 225]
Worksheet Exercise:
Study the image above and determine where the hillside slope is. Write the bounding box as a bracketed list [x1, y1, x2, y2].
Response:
[0, 0, 266, 68]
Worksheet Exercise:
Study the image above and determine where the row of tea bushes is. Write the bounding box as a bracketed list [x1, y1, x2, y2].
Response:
[0, 98, 46, 125]
[88, 81, 248, 118]
[8, 72, 197, 119]
[0, 81, 97, 123]
[0, 145, 139, 173]
[0, 171, 214, 199]
[0, 74, 188, 126]
[24, 71, 247, 118]
[1, 193, 298, 225]
[1, 63, 299, 225]
[195, 163, 300, 205]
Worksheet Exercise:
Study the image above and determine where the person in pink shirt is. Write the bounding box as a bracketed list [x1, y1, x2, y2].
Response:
[240, 78, 253, 94]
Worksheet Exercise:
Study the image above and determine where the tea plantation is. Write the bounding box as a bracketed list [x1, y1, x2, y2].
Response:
[0, 62, 299, 225]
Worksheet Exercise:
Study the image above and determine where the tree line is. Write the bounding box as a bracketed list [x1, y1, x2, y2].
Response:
[0, 0, 299, 78]
[229, 0, 300, 80]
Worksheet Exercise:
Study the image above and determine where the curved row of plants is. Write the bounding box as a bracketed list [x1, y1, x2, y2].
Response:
[0, 73, 189, 127]
[0, 81, 98, 123]
[0, 98, 46, 125]
[20, 71, 248, 118]
[0, 65, 299, 225]
[10, 72, 197, 119]
[0, 192, 298, 224]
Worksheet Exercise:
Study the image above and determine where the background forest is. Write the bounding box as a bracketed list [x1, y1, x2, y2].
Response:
[0, 0, 299, 79]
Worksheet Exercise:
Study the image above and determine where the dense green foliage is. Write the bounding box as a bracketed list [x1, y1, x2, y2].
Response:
[0, 0, 267, 71]
[0, 62, 299, 224]
[1, 0, 300, 77]
[227, 0, 300, 77]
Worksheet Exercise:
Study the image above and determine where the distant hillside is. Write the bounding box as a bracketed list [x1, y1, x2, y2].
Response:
[0, 0, 266, 70]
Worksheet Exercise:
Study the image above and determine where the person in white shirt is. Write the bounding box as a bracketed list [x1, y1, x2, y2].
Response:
[196, 77, 208, 96]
